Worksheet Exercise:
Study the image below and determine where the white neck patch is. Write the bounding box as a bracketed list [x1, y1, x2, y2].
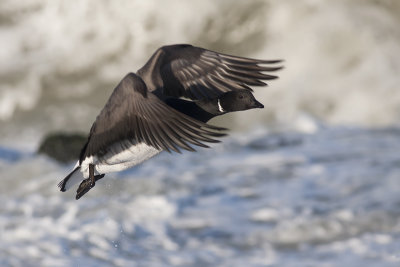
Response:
[217, 99, 225, 112]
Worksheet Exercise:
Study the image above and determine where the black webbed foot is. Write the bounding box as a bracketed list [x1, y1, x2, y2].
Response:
[75, 164, 105, 200]
[75, 174, 105, 200]
[76, 178, 94, 200]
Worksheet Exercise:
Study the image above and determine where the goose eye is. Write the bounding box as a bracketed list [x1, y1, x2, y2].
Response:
[238, 95, 244, 99]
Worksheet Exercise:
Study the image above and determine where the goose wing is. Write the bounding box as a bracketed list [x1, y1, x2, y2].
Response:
[137, 44, 283, 100]
[81, 73, 226, 161]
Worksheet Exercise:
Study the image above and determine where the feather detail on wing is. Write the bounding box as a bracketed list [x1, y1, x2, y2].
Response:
[81, 73, 227, 160]
[137, 44, 283, 100]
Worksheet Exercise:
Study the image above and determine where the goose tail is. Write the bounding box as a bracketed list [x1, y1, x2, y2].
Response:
[58, 165, 84, 192]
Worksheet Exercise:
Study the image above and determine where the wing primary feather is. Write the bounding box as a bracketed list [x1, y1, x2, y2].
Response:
[144, 103, 179, 152]
[161, 124, 195, 153]
[133, 116, 144, 141]
[156, 123, 182, 153]
[168, 122, 213, 148]
[228, 63, 284, 72]
[226, 68, 279, 80]
[200, 75, 228, 96]
[169, 121, 213, 147]
[161, 123, 196, 151]
[137, 116, 154, 147]
[137, 45, 282, 101]
[171, 120, 224, 144]
[209, 73, 250, 91]
[140, 110, 163, 149]
[175, 113, 228, 132]
[176, 117, 227, 136]
[146, 122, 165, 150]
[220, 71, 267, 87]
[219, 54, 283, 64]
[143, 87, 225, 150]
[133, 101, 161, 149]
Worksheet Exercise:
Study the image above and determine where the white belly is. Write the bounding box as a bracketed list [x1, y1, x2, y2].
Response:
[80, 141, 162, 178]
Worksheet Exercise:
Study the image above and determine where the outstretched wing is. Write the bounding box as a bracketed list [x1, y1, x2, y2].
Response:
[81, 73, 227, 161]
[137, 44, 283, 100]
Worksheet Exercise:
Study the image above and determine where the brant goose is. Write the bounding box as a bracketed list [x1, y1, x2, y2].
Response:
[58, 44, 282, 199]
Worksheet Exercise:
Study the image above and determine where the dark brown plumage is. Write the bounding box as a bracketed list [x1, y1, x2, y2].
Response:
[58, 44, 283, 199]
[82, 73, 226, 159]
[138, 44, 282, 99]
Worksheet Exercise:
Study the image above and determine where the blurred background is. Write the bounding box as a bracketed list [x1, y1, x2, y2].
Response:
[1, 0, 400, 266]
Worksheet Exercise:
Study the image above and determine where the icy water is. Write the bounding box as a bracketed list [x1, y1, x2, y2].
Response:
[1, 126, 400, 266]
[1, 0, 400, 266]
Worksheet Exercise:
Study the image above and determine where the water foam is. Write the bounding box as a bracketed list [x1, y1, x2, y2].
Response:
[2, 126, 400, 266]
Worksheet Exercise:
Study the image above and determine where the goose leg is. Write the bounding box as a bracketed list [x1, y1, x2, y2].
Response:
[89, 164, 95, 187]
[76, 164, 104, 200]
